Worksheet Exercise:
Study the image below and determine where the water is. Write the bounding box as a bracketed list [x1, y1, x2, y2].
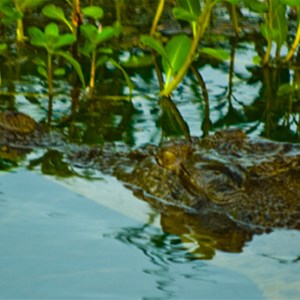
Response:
[1, 1, 300, 299]
[1, 169, 299, 299]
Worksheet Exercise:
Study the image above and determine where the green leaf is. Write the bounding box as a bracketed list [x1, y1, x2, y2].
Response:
[18, 0, 45, 11]
[53, 34, 76, 49]
[272, 1, 288, 50]
[2, 11, 22, 24]
[172, 7, 198, 22]
[260, 0, 287, 52]
[176, 0, 201, 18]
[37, 66, 47, 78]
[140, 35, 168, 59]
[162, 35, 192, 84]
[32, 57, 46, 66]
[109, 59, 134, 95]
[98, 47, 113, 54]
[0, 43, 7, 54]
[199, 48, 229, 61]
[0, 0, 22, 23]
[260, 24, 273, 40]
[252, 55, 261, 65]
[28, 26, 47, 48]
[277, 83, 294, 96]
[45, 23, 59, 37]
[96, 26, 119, 44]
[42, 4, 66, 21]
[175, 0, 201, 36]
[42, 4, 73, 32]
[243, 0, 268, 13]
[113, 21, 122, 36]
[122, 54, 154, 68]
[80, 24, 98, 55]
[82, 6, 104, 20]
[96, 56, 109, 69]
[80, 43, 95, 57]
[279, 0, 300, 6]
[56, 51, 86, 89]
[54, 68, 66, 76]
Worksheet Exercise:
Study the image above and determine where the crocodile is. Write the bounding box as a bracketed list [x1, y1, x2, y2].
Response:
[1, 111, 300, 243]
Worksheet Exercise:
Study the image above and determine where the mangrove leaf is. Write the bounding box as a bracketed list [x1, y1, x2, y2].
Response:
[37, 66, 47, 79]
[42, 4, 73, 32]
[28, 26, 47, 48]
[122, 55, 154, 68]
[176, 0, 201, 17]
[17, 0, 45, 11]
[272, 0, 288, 51]
[45, 23, 59, 37]
[81, 23, 98, 43]
[172, 7, 198, 23]
[53, 68, 65, 76]
[56, 51, 86, 89]
[109, 59, 134, 95]
[162, 34, 192, 85]
[140, 35, 168, 60]
[279, 0, 300, 6]
[32, 57, 46, 67]
[96, 26, 118, 44]
[0, 43, 8, 53]
[199, 48, 229, 61]
[243, 0, 268, 13]
[53, 34, 76, 49]
[82, 6, 104, 20]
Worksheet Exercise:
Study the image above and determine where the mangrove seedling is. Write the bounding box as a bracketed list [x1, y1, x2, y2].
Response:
[42, 4, 75, 34]
[141, 0, 228, 96]
[28, 22, 85, 113]
[79, 6, 124, 96]
[0, 0, 45, 42]
[260, 0, 287, 64]
[282, 0, 300, 62]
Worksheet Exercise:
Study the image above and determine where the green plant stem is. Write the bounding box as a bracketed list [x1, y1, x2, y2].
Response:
[230, 4, 240, 36]
[149, 0, 166, 91]
[286, 22, 300, 62]
[263, 40, 272, 65]
[262, 0, 273, 65]
[150, 0, 165, 36]
[14, 1, 24, 42]
[160, 1, 215, 96]
[16, 18, 24, 42]
[47, 52, 54, 98]
[115, 0, 122, 24]
[89, 51, 96, 95]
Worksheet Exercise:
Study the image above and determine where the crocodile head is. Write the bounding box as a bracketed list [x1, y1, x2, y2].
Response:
[110, 130, 300, 231]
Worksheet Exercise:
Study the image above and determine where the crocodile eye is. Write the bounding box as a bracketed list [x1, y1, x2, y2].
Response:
[157, 150, 177, 168]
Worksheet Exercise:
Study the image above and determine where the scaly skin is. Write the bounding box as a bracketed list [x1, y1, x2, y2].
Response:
[1, 111, 300, 233]
[99, 130, 300, 231]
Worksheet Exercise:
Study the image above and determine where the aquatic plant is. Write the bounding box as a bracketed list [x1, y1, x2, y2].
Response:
[141, 0, 228, 96]
[0, 0, 45, 42]
[78, 7, 125, 96]
[28, 22, 85, 118]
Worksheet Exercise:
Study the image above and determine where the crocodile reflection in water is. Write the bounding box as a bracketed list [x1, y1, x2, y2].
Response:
[1, 111, 300, 254]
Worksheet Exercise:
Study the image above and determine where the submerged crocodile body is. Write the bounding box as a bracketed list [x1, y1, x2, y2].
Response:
[1, 112, 300, 240]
